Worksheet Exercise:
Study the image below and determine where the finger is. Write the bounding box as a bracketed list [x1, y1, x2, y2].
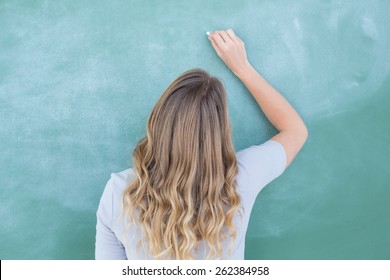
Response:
[226, 28, 239, 43]
[209, 36, 223, 57]
[236, 34, 244, 44]
[219, 30, 233, 44]
[211, 31, 226, 49]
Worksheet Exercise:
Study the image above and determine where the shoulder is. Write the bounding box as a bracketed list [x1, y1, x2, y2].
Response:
[235, 139, 286, 175]
[99, 168, 136, 211]
[235, 140, 286, 201]
[109, 168, 136, 196]
[236, 140, 286, 173]
[97, 168, 137, 228]
[236, 139, 285, 160]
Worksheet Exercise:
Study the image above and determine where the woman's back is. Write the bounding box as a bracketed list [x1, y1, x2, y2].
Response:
[96, 139, 286, 259]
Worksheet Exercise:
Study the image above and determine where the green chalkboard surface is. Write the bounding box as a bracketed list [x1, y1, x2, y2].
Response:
[1, 0, 389, 259]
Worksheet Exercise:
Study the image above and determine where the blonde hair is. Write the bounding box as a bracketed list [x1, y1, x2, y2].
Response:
[121, 68, 242, 259]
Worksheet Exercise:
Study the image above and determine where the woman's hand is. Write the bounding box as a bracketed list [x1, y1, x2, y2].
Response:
[208, 28, 251, 77]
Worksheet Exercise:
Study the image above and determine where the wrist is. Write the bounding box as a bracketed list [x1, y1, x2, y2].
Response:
[235, 62, 255, 81]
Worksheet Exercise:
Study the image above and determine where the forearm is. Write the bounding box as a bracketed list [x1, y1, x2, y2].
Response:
[208, 28, 307, 167]
[236, 64, 307, 133]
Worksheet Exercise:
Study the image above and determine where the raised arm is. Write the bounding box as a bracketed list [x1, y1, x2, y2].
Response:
[208, 29, 308, 168]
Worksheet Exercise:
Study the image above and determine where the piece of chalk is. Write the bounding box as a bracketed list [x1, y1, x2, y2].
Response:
[206, 31, 210, 36]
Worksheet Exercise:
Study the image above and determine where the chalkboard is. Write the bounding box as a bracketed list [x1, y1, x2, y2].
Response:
[1, 0, 389, 259]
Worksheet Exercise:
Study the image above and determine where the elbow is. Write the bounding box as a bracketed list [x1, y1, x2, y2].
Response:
[300, 124, 309, 144]
[302, 123, 308, 137]
[291, 122, 308, 145]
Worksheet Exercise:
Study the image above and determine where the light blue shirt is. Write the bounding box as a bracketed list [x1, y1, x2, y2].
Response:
[95, 140, 286, 259]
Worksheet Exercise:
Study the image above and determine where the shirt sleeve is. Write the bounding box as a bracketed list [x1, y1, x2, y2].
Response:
[236, 139, 287, 200]
[95, 174, 127, 260]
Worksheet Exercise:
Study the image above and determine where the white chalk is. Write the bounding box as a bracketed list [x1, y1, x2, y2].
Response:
[206, 31, 210, 36]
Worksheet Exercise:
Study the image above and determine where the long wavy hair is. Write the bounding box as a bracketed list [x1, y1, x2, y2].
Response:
[121, 68, 243, 259]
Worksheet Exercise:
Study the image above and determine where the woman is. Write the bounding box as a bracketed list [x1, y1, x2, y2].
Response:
[95, 29, 308, 260]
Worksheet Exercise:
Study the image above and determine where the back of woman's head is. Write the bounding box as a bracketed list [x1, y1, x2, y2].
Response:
[122, 68, 242, 259]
